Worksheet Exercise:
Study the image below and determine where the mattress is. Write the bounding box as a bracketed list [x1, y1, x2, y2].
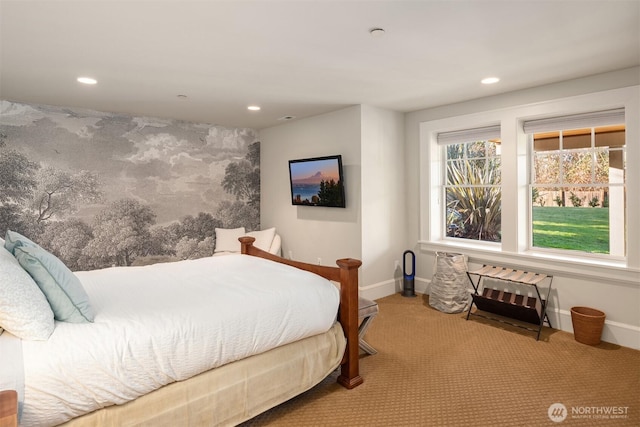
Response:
[60, 323, 346, 427]
[19, 254, 340, 427]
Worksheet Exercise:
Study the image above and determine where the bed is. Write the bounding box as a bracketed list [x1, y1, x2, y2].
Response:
[0, 236, 362, 427]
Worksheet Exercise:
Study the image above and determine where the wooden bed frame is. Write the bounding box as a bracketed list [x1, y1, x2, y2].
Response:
[0, 237, 362, 426]
[0, 390, 17, 427]
[240, 236, 363, 389]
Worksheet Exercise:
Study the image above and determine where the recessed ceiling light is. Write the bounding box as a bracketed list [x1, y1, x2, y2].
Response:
[247, 105, 261, 111]
[369, 28, 385, 37]
[77, 77, 97, 85]
[177, 94, 188, 99]
[481, 77, 500, 85]
[277, 115, 296, 121]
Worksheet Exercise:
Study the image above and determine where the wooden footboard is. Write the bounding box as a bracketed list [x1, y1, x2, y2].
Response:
[240, 236, 363, 389]
[0, 390, 17, 427]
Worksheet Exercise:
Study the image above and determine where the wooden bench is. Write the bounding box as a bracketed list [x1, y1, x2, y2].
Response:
[358, 297, 378, 355]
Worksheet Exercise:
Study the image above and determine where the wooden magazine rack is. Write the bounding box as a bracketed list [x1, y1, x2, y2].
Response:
[466, 266, 553, 340]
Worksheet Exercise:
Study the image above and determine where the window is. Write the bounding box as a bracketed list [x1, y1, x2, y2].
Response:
[444, 139, 501, 242]
[526, 109, 626, 257]
[419, 87, 638, 282]
[437, 125, 501, 243]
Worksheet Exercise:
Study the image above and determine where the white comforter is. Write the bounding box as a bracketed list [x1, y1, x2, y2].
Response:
[20, 254, 340, 427]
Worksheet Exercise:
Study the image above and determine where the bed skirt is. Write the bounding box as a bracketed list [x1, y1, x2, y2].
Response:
[59, 323, 345, 427]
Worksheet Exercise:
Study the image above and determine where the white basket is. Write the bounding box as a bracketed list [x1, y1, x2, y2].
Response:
[429, 252, 470, 314]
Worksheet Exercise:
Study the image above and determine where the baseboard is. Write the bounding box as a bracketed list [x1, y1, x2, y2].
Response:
[548, 308, 640, 350]
[359, 277, 429, 301]
[360, 277, 640, 350]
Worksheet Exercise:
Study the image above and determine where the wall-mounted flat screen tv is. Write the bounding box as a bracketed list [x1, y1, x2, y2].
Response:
[289, 155, 345, 207]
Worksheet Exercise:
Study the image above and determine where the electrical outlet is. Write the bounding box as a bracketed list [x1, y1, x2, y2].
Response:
[288, 250, 293, 260]
[317, 257, 322, 265]
[394, 260, 400, 270]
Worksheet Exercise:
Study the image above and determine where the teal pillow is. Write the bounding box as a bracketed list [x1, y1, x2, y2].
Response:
[6, 231, 94, 323]
[3, 230, 24, 254]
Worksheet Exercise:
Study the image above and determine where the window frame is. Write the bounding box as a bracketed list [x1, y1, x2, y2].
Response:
[418, 86, 639, 286]
[527, 126, 626, 259]
[443, 139, 503, 243]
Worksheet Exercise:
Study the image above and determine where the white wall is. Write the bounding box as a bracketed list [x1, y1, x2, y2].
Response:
[359, 105, 406, 298]
[404, 67, 640, 349]
[259, 106, 362, 266]
[260, 67, 640, 349]
[260, 104, 406, 292]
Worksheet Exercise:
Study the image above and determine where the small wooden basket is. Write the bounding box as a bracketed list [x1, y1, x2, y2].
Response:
[570, 306, 605, 345]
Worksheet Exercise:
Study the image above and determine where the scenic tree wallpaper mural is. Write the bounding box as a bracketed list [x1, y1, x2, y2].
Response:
[0, 101, 260, 270]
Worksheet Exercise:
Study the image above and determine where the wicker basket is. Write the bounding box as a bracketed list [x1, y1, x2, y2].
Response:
[570, 306, 606, 345]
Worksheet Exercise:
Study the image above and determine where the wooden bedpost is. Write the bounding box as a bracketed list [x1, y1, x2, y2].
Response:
[336, 258, 363, 389]
[240, 236, 363, 389]
[0, 390, 17, 427]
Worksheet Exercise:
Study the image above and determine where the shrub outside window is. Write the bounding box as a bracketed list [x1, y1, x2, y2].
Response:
[444, 139, 502, 242]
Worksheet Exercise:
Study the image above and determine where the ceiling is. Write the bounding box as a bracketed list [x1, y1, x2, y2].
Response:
[1, 1, 638, 130]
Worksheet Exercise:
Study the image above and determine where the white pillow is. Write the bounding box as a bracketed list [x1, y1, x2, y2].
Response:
[0, 246, 55, 340]
[214, 227, 246, 253]
[6, 230, 94, 323]
[245, 227, 277, 252]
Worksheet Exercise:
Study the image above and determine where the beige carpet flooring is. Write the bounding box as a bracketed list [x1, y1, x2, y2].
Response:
[242, 293, 640, 426]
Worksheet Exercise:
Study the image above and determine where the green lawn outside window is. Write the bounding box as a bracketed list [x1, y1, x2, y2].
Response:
[532, 206, 609, 254]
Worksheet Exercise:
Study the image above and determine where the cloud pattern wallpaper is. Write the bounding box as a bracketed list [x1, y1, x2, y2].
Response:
[0, 100, 260, 270]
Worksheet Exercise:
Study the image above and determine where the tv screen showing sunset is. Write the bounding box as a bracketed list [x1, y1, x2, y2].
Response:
[289, 156, 345, 207]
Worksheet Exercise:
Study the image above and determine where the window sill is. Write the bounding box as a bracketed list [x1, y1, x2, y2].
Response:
[418, 240, 639, 287]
